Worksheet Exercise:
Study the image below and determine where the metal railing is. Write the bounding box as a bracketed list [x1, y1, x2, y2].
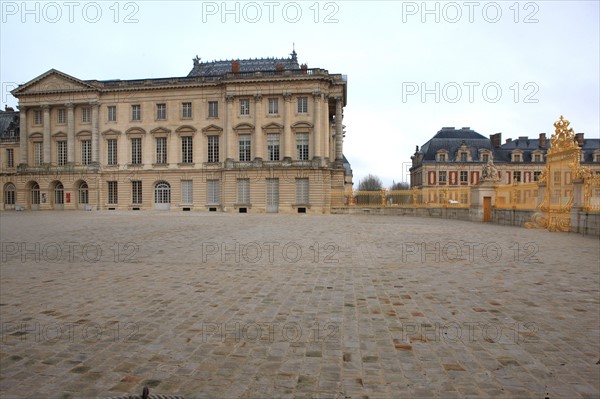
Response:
[332, 188, 471, 208]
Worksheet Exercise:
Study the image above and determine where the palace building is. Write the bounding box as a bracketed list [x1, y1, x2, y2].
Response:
[410, 127, 600, 188]
[0, 50, 352, 213]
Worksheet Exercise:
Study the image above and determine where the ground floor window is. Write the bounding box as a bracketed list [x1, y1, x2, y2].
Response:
[4, 183, 15, 205]
[79, 182, 89, 204]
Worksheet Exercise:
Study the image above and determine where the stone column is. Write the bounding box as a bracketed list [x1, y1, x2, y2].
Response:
[225, 95, 235, 163]
[312, 92, 321, 164]
[66, 103, 75, 164]
[42, 105, 51, 165]
[283, 93, 292, 160]
[91, 102, 99, 164]
[253, 94, 263, 161]
[18, 105, 28, 166]
[322, 95, 329, 162]
[335, 97, 343, 162]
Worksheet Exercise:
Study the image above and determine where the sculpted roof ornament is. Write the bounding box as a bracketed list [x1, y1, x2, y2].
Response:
[548, 115, 579, 155]
[480, 159, 500, 182]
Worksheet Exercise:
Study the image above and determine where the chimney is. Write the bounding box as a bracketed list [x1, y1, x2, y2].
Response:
[575, 133, 584, 146]
[231, 60, 240, 73]
[489, 133, 502, 148]
[506, 138, 512, 144]
[539, 133, 547, 148]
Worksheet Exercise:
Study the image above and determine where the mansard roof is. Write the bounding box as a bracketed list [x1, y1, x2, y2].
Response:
[419, 127, 492, 161]
[0, 109, 20, 140]
[188, 50, 301, 77]
[416, 126, 600, 164]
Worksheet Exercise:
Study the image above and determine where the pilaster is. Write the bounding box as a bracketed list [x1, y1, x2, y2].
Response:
[42, 105, 51, 165]
[18, 105, 28, 166]
[283, 93, 292, 160]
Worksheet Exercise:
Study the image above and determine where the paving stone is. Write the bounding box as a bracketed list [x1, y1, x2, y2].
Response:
[0, 212, 598, 398]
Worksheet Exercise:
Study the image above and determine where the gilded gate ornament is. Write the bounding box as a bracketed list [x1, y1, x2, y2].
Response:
[525, 116, 582, 232]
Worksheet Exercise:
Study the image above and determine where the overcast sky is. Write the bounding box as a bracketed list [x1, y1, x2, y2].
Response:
[1, 0, 598, 186]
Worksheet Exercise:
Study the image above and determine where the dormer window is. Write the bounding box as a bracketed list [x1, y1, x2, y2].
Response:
[455, 143, 472, 162]
[436, 150, 448, 162]
[511, 150, 523, 162]
[593, 150, 600, 163]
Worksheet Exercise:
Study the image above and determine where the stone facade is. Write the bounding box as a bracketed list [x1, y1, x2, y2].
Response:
[0, 52, 352, 213]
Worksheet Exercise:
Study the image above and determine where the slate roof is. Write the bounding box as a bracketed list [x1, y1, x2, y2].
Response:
[419, 127, 493, 162]
[0, 109, 19, 140]
[188, 50, 300, 77]
[416, 127, 600, 165]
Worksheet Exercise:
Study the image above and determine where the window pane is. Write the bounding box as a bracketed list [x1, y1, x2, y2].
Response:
[237, 179, 250, 204]
[181, 180, 193, 204]
[267, 134, 280, 161]
[239, 135, 251, 161]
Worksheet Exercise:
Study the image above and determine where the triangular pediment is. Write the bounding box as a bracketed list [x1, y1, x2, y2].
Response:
[12, 69, 99, 95]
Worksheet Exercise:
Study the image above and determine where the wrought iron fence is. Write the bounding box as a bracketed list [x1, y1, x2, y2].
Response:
[494, 182, 540, 210]
[332, 188, 471, 208]
[584, 174, 600, 212]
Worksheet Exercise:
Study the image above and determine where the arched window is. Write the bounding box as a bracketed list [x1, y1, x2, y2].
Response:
[31, 183, 40, 204]
[54, 183, 64, 204]
[79, 182, 89, 204]
[4, 183, 15, 205]
[154, 182, 171, 204]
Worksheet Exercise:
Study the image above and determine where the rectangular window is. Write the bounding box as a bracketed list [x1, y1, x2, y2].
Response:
[207, 135, 219, 163]
[268, 98, 278, 114]
[57, 141, 67, 166]
[460, 171, 468, 183]
[107, 139, 117, 165]
[108, 106, 117, 122]
[438, 154, 446, 162]
[514, 171, 522, 182]
[156, 137, 167, 164]
[156, 103, 166, 120]
[131, 105, 141, 121]
[267, 134, 280, 161]
[131, 137, 142, 165]
[514, 154, 522, 162]
[534, 171, 541, 181]
[34, 110, 43, 125]
[181, 180, 193, 204]
[239, 135, 251, 161]
[460, 152, 468, 162]
[237, 178, 250, 204]
[297, 97, 308, 113]
[207, 180, 220, 205]
[296, 133, 309, 160]
[181, 136, 193, 163]
[82, 107, 91, 123]
[439, 171, 447, 183]
[81, 140, 91, 165]
[57, 108, 66, 124]
[108, 181, 118, 204]
[482, 154, 489, 163]
[34, 142, 43, 165]
[240, 99, 250, 115]
[296, 178, 309, 204]
[132, 181, 142, 204]
[6, 148, 14, 168]
[534, 154, 541, 162]
[182, 102, 192, 119]
[208, 101, 219, 118]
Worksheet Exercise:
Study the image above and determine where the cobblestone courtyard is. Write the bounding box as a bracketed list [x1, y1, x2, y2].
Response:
[0, 211, 599, 399]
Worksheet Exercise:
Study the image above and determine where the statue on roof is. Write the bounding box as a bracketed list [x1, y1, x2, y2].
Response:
[193, 55, 201, 67]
